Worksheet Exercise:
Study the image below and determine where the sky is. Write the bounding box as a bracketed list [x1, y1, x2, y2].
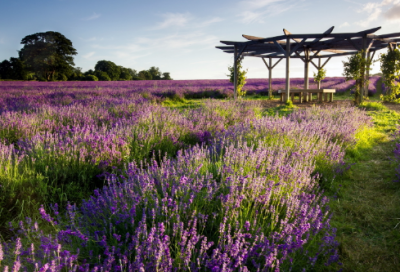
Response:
[1, 0, 399, 80]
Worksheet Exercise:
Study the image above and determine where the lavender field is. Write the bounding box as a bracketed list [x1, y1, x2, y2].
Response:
[0, 77, 381, 107]
[0, 80, 375, 271]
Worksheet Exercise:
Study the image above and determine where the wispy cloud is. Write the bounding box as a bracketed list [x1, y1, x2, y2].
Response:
[237, 0, 296, 24]
[355, 0, 400, 26]
[82, 52, 95, 59]
[152, 12, 192, 29]
[339, 22, 350, 28]
[82, 12, 101, 21]
[80, 37, 103, 42]
[239, 0, 284, 9]
[196, 17, 224, 28]
[151, 12, 223, 30]
[91, 32, 218, 62]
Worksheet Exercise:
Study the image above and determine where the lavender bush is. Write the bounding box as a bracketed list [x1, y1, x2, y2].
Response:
[0, 91, 372, 271]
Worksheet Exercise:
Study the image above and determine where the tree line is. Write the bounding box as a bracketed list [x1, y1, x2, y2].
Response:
[0, 31, 172, 81]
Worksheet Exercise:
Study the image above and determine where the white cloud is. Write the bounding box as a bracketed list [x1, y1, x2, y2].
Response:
[239, 0, 284, 9]
[196, 17, 224, 27]
[237, 0, 296, 24]
[82, 52, 95, 59]
[339, 22, 350, 28]
[151, 13, 223, 30]
[384, 3, 400, 19]
[355, 0, 400, 26]
[80, 37, 103, 42]
[82, 12, 101, 21]
[153, 12, 192, 29]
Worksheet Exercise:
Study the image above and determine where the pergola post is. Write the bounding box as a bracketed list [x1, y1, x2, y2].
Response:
[304, 49, 310, 102]
[268, 58, 273, 98]
[285, 37, 291, 102]
[361, 36, 367, 102]
[234, 46, 238, 100]
[317, 58, 321, 89]
[262, 57, 282, 99]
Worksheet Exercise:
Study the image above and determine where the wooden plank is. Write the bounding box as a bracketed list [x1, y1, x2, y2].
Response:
[368, 32, 400, 39]
[285, 37, 291, 102]
[268, 58, 272, 98]
[321, 57, 331, 68]
[273, 40, 288, 56]
[234, 46, 238, 100]
[304, 49, 310, 90]
[242, 34, 265, 40]
[283, 29, 302, 43]
[262, 57, 270, 69]
[272, 58, 283, 68]
[290, 38, 307, 54]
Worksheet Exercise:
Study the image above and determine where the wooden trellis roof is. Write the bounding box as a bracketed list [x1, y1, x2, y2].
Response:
[216, 26, 400, 59]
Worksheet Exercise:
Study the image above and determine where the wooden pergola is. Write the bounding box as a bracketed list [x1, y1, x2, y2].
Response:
[216, 26, 400, 101]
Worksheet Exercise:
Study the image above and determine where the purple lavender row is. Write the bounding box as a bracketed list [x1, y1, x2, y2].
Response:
[0, 77, 374, 111]
[0, 105, 371, 271]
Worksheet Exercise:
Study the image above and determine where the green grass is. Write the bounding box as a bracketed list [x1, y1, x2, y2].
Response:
[328, 103, 400, 271]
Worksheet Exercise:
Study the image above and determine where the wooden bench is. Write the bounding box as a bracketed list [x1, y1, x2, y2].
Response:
[278, 89, 335, 103]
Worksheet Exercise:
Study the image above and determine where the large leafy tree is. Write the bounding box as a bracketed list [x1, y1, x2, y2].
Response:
[148, 66, 162, 80]
[19, 31, 77, 81]
[161, 72, 172, 80]
[0, 58, 28, 80]
[138, 70, 152, 80]
[94, 60, 120, 81]
[119, 66, 132, 80]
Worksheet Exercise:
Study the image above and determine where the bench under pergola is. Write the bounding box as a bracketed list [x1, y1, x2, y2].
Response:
[216, 26, 400, 102]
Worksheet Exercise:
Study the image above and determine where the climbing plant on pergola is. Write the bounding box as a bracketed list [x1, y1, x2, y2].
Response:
[216, 26, 400, 102]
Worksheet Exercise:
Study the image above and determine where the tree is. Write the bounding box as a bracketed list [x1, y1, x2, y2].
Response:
[0, 60, 12, 79]
[380, 45, 400, 102]
[138, 70, 152, 80]
[82, 74, 98, 81]
[0, 58, 28, 80]
[19, 31, 77, 81]
[94, 60, 120, 81]
[161, 72, 172, 80]
[148, 66, 162, 80]
[119, 67, 132, 80]
[126, 68, 138, 80]
[94, 70, 111, 81]
[343, 50, 371, 105]
[69, 67, 83, 80]
[313, 67, 326, 89]
[228, 59, 248, 97]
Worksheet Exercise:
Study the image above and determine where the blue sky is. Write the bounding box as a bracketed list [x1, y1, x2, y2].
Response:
[1, 0, 399, 79]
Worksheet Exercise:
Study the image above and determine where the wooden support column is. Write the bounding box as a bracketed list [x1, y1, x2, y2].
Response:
[234, 46, 238, 100]
[361, 36, 367, 101]
[304, 49, 310, 102]
[262, 57, 283, 99]
[268, 58, 272, 98]
[285, 37, 291, 102]
[317, 58, 321, 89]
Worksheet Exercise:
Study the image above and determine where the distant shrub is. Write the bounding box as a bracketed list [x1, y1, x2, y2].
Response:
[82, 74, 99, 81]
[95, 71, 111, 81]
[57, 74, 68, 81]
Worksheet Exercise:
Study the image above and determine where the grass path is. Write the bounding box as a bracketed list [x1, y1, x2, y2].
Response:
[330, 106, 400, 271]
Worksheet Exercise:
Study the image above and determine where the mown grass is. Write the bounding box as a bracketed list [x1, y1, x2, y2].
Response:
[327, 102, 400, 271]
